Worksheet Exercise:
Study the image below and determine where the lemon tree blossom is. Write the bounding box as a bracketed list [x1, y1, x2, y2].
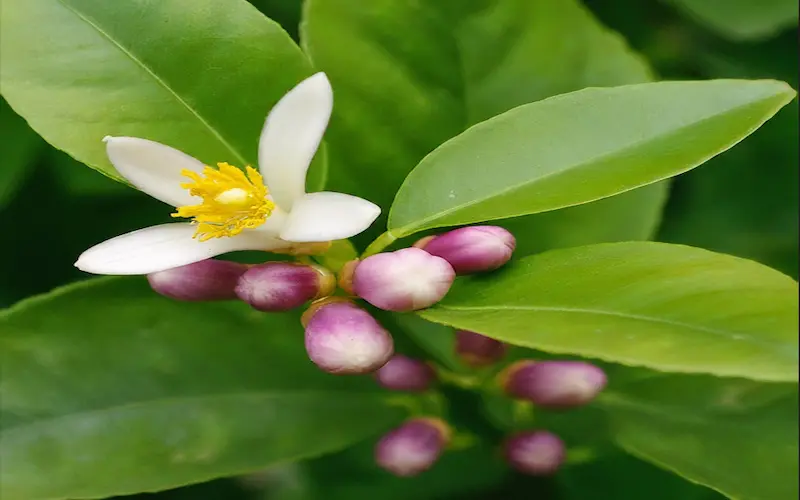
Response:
[75, 73, 380, 275]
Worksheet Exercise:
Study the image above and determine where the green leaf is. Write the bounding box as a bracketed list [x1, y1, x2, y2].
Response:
[0, 97, 42, 209]
[302, 0, 669, 248]
[600, 373, 798, 500]
[668, 0, 799, 41]
[0, 0, 326, 187]
[661, 101, 799, 278]
[389, 79, 795, 237]
[0, 278, 403, 500]
[560, 453, 725, 500]
[419, 242, 799, 381]
[48, 147, 134, 197]
[502, 183, 669, 256]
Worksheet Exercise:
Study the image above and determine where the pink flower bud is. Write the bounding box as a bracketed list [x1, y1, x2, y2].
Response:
[375, 418, 451, 477]
[454, 330, 507, 367]
[303, 299, 394, 374]
[501, 360, 607, 409]
[147, 259, 247, 301]
[235, 262, 335, 312]
[420, 226, 515, 274]
[374, 355, 435, 392]
[353, 248, 455, 312]
[504, 430, 565, 476]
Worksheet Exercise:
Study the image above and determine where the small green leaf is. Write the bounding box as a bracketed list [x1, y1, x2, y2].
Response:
[314, 238, 358, 274]
[668, 0, 799, 41]
[0, 0, 325, 185]
[389, 80, 795, 237]
[0, 278, 403, 500]
[0, 97, 42, 208]
[420, 242, 799, 381]
[600, 373, 798, 500]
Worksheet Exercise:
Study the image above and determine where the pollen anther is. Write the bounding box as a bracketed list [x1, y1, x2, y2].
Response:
[172, 162, 274, 241]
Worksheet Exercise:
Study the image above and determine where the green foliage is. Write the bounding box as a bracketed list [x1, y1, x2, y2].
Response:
[420, 242, 799, 381]
[302, 0, 669, 249]
[0, 0, 325, 186]
[0, 97, 42, 208]
[667, 0, 799, 41]
[389, 80, 794, 236]
[0, 0, 797, 499]
[0, 278, 403, 500]
[605, 372, 798, 500]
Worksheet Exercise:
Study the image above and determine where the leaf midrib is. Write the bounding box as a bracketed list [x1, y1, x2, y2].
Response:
[0, 389, 385, 437]
[426, 304, 796, 352]
[56, 0, 248, 165]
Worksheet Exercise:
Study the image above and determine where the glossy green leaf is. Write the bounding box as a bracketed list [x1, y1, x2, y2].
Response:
[668, 0, 799, 41]
[560, 453, 725, 500]
[49, 147, 133, 197]
[389, 79, 795, 236]
[0, 278, 403, 500]
[420, 242, 799, 381]
[502, 183, 669, 256]
[302, 0, 669, 248]
[0, 0, 326, 188]
[0, 97, 42, 208]
[600, 373, 799, 500]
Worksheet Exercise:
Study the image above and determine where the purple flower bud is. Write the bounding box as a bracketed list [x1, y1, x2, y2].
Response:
[454, 330, 507, 367]
[147, 259, 247, 301]
[419, 226, 515, 274]
[303, 299, 394, 374]
[353, 248, 455, 312]
[235, 262, 335, 312]
[504, 430, 565, 476]
[374, 355, 435, 392]
[375, 418, 451, 477]
[501, 360, 607, 409]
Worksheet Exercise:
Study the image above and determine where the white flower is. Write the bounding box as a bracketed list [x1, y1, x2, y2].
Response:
[75, 73, 380, 276]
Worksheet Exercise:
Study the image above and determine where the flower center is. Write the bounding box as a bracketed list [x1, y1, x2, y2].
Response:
[172, 162, 275, 241]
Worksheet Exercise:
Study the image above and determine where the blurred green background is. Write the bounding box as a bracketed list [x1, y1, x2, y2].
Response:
[1, 0, 796, 498]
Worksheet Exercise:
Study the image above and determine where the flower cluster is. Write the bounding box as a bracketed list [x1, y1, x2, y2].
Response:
[370, 337, 607, 477]
[74, 72, 606, 480]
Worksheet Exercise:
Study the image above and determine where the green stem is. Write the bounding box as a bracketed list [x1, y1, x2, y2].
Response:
[361, 231, 398, 258]
[435, 366, 483, 390]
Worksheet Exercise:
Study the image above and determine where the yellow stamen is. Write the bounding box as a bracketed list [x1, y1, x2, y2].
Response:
[172, 162, 275, 241]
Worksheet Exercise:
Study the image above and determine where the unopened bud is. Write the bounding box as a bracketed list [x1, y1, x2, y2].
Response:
[501, 360, 607, 409]
[303, 299, 394, 374]
[374, 355, 435, 392]
[147, 259, 247, 301]
[353, 248, 455, 312]
[419, 226, 515, 274]
[454, 330, 506, 367]
[504, 430, 565, 476]
[235, 262, 335, 312]
[375, 418, 450, 477]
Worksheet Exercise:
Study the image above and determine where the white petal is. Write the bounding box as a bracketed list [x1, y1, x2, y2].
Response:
[75, 223, 286, 276]
[280, 192, 381, 242]
[104, 136, 204, 207]
[259, 72, 333, 212]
